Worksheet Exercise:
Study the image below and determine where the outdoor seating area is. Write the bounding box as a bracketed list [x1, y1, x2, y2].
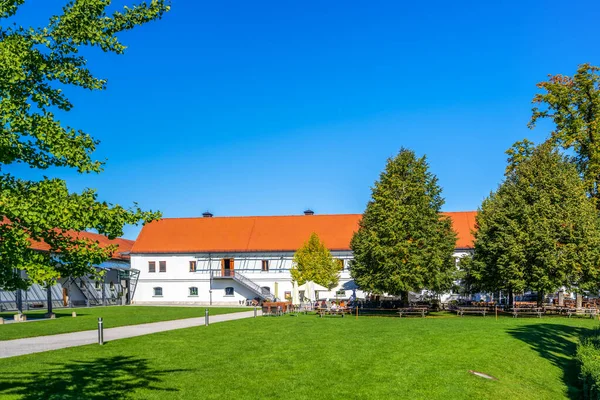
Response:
[316, 307, 349, 317]
[453, 306, 490, 317]
[262, 302, 294, 316]
[397, 307, 428, 317]
[512, 307, 543, 318]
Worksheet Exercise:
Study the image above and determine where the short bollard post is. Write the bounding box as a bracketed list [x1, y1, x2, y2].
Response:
[254, 306, 257, 318]
[205, 309, 209, 326]
[98, 317, 104, 345]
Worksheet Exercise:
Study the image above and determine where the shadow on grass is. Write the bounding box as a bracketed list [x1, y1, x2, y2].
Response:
[508, 323, 589, 400]
[0, 355, 184, 399]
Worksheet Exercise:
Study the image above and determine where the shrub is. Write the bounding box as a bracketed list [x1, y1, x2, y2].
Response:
[578, 327, 600, 400]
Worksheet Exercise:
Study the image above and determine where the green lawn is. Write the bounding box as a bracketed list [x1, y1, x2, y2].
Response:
[0, 313, 597, 399]
[0, 306, 246, 341]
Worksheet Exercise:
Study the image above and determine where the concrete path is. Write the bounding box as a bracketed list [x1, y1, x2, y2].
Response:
[0, 310, 260, 359]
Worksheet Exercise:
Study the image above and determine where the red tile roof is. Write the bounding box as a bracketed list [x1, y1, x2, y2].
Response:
[29, 232, 134, 261]
[131, 212, 476, 254]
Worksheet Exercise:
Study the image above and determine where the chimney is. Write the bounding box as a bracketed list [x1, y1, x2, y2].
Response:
[303, 209, 314, 216]
[202, 211, 214, 218]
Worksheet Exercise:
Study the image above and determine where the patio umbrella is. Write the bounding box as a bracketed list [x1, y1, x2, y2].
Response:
[298, 281, 313, 303]
[291, 280, 300, 306]
[310, 282, 328, 300]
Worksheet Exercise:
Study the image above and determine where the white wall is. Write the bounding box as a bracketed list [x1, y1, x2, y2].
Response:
[131, 250, 470, 305]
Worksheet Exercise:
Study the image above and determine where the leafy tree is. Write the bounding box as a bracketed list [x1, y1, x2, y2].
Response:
[469, 141, 600, 304]
[350, 148, 457, 304]
[529, 63, 600, 206]
[0, 1, 168, 292]
[291, 232, 340, 290]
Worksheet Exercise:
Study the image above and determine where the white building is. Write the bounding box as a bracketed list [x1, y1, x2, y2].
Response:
[0, 233, 136, 312]
[130, 211, 476, 305]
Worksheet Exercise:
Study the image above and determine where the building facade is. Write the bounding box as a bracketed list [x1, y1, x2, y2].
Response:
[0, 233, 136, 312]
[131, 211, 477, 305]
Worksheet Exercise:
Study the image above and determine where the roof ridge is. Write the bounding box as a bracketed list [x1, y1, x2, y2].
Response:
[156, 213, 365, 220]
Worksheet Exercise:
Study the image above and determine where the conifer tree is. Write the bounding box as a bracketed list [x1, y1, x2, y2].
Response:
[468, 142, 600, 304]
[350, 148, 457, 304]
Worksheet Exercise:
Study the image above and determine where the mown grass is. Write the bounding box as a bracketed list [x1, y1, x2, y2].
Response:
[0, 306, 246, 341]
[0, 313, 597, 399]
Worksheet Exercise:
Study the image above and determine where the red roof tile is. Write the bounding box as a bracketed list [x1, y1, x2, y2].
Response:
[29, 231, 134, 261]
[131, 212, 476, 254]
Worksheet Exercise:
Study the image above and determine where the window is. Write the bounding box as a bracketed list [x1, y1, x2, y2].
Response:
[153, 287, 163, 296]
[159, 261, 166, 273]
[109, 281, 115, 290]
[336, 259, 344, 271]
[189, 261, 197, 272]
[261, 260, 269, 272]
[284, 291, 291, 300]
[95, 281, 101, 290]
[189, 287, 198, 296]
[80, 280, 85, 289]
[148, 261, 156, 273]
[225, 287, 234, 296]
[336, 289, 346, 297]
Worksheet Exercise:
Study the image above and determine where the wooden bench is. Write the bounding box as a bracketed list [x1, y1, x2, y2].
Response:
[397, 307, 428, 317]
[316, 308, 347, 318]
[456, 307, 488, 317]
[543, 306, 566, 315]
[567, 308, 598, 319]
[512, 307, 543, 318]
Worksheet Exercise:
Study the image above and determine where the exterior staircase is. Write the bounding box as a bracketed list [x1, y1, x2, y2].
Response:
[212, 271, 276, 301]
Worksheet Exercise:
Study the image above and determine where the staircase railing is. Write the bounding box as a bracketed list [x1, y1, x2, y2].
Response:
[210, 271, 275, 301]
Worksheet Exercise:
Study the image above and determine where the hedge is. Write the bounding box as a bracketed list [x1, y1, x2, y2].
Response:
[578, 327, 600, 400]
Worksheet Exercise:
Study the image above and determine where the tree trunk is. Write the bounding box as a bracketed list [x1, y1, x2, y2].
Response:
[47, 285, 52, 315]
[577, 293, 583, 308]
[537, 291, 545, 307]
[508, 288, 514, 308]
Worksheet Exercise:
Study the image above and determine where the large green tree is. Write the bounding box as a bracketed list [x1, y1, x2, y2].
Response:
[529, 63, 600, 206]
[0, 1, 168, 291]
[466, 141, 600, 304]
[291, 232, 340, 290]
[350, 148, 457, 304]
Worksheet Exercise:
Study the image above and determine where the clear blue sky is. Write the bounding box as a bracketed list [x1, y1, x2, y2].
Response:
[8, 1, 600, 239]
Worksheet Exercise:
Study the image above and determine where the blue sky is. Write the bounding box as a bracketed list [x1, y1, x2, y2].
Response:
[8, 1, 600, 239]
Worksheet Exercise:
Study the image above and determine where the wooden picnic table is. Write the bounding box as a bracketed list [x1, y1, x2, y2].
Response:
[567, 308, 598, 319]
[316, 307, 348, 317]
[455, 307, 488, 317]
[512, 307, 543, 318]
[397, 307, 428, 317]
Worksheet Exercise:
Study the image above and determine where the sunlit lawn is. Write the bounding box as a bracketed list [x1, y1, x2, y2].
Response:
[0, 306, 246, 341]
[0, 313, 597, 399]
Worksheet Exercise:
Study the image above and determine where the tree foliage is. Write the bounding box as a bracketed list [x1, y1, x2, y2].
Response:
[350, 148, 457, 298]
[529, 63, 600, 206]
[0, 1, 168, 290]
[465, 142, 600, 301]
[291, 232, 340, 290]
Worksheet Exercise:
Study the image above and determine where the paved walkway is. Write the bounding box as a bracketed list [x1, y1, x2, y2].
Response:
[0, 310, 260, 359]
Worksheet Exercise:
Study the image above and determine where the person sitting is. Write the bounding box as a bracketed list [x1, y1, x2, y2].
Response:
[330, 301, 339, 311]
[339, 300, 346, 309]
[320, 300, 327, 309]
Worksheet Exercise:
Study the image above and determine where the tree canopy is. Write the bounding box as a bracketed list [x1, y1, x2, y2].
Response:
[0, 0, 168, 290]
[350, 148, 457, 300]
[465, 142, 600, 303]
[291, 232, 340, 290]
[529, 63, 600, 206]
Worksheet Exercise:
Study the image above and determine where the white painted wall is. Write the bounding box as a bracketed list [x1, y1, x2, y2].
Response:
[131, 250, 470, 305]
